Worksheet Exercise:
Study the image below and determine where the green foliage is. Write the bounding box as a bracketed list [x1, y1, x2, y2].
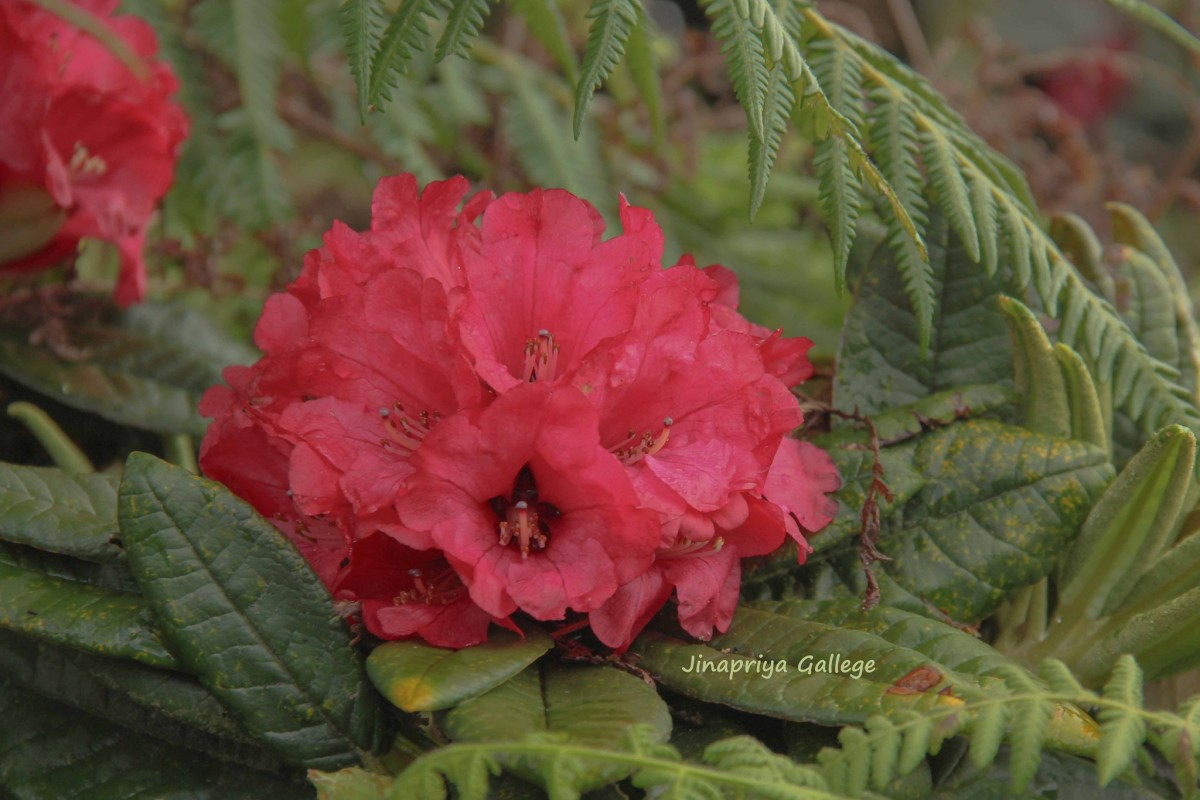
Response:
[367, 628, 552, 712]
[438, 662, 673, 792]
[0, 558, 177, 667]
[0, 296, 255, 437]
[0, 679, 302, 799]
[356, 726, 843, 800]
[814, 657, 1200, 798]
[0, 464, 121, 562]
[118, 453, 388, 770]
[435, 0, 494, 63]
[340, 0, 388, 121]
[572, 0, 639, 138]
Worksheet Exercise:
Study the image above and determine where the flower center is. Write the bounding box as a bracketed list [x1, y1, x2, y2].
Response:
[522, 329, 559, 382]
[611, 417, 673, 465]
[394, 564, 465, 606]
[379, 402, 440, 451]
[488, 464, 561, 559]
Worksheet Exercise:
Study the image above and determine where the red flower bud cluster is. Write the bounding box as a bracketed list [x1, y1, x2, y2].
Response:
[200, 176, 840, 650]
[0, 0, 187, 305]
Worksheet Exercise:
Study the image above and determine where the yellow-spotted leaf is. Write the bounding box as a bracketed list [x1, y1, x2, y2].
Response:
[367, 629, 552, 712]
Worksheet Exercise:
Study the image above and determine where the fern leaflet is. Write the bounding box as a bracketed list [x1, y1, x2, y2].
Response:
[704, 0, 770, 141]
[435, 0, 493, 63]
[749, 65, 796, 217]
[865, 85, 934, 350]
[1096, 655, 1148, 786]
[813, 136, 862, 294]
[367, 0, 448, 111]
[920, 125, 980, 262]
[572, 0, 640, 138]
[339, 0, 387, 121]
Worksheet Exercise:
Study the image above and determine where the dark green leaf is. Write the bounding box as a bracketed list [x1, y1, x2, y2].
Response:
[0, 463, 121, 562]
[118, 453, 386, 770]
[834, 212, 1013, 417]
[0, 559, 176, 668]
[0, 679, 307, 799]
[872, 420, 1112, 621]
[368, 628, 552, 712]
[0, 297, 256, 436]
[0, 631, 289, 772]
[638, 599, 1098, 752]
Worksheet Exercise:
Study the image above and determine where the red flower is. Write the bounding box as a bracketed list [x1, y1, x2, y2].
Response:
[0, 0, 187, 305]
[200, 174, 841, 650]
[396, 383, 661, 621]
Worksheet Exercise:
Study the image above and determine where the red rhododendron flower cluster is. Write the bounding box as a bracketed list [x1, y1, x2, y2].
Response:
[200, 175, 840, 650]
[0, 0, 188, 305]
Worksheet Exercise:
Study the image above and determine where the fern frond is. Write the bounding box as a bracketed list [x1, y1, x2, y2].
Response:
[1102, 0, 1200, 58]
[998, 666, 1054, 791]
[339, 0, 387, 121]
[704, 0, 770, 141]
[920, 124, 980, 262]
[865, 85, 934, 350]
[509, 0, 579, 84]
[813, 136, 862, 294]
[435, 0, 493, 62]
[1096, 655, 1147, 786]
[1039, 659, 1093, 698]
[863, 716, 900, 792]
[749, 64, 796, 217]
[809, 37, 865, 129]
[967, 170, 999, 277]
[367, 0, 447, 111]
[798, 4, 1200, 433]
[572, 0, 640, 138]
[816, 18, 1037, 211]
[390, 728, 849, 800]
[968, 679, 1010, 769]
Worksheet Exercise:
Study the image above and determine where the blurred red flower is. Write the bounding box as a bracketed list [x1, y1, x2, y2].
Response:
[201, 175, 840, 650]
[0, 0, 187, 304]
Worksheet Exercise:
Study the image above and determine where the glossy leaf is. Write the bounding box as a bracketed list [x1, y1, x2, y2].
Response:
[367, 628, 552, 712]
[835, 210, 1013, 417]
[0, 559, 176, 668]
[439, 662, 672, 792]
[0, 679, 306, 799]
[869, 420, 1110, 621]
[0, 463, 122, 562]
[641, 600, 1101, 759]
[0, 298, 256, 436]
[118, 452, 386, 770]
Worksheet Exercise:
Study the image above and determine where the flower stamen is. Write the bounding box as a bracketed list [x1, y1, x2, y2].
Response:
[522, 329, 559, 382]
[394, 566, 464, 605]
[381, 402, 440, 451]
[660, 535, 725, 559]
[498, 500, 548, 559]
[613, 417, 673, 465]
